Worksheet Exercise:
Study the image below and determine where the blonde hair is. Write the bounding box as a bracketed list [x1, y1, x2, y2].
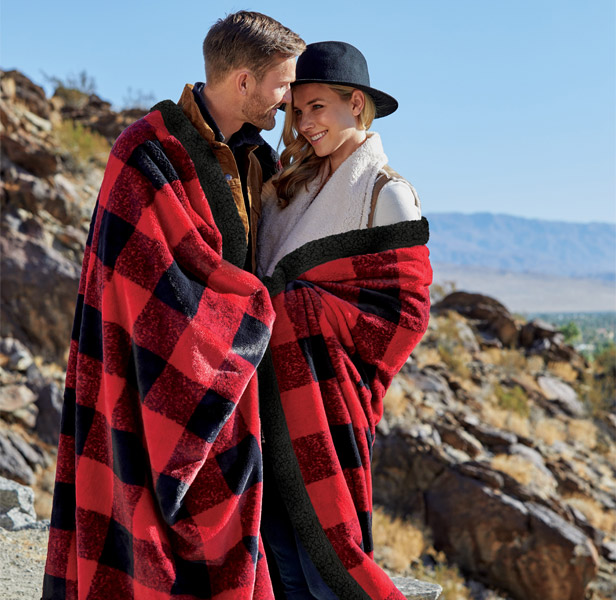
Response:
[274, 85, 376, 207]
[203, 11, 305, 84]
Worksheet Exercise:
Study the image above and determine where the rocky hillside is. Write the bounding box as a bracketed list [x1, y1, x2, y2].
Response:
[1, 70, 614, 600]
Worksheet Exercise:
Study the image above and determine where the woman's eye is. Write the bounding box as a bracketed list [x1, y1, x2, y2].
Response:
[313, 104, 323, 110]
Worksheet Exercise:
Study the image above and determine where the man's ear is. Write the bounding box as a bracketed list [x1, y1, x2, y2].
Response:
[350, 89, 366, 116]
[235, 70, 254, 96]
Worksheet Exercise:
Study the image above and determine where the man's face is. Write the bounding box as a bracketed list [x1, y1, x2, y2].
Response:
[242, 56, 296, 130]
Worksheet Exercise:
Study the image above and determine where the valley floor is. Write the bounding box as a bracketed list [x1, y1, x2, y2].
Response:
[432, 263, 616, 313]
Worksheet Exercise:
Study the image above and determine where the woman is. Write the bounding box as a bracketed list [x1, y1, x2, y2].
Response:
[257, 42, 432, 600]
[257, 41, 422, 279]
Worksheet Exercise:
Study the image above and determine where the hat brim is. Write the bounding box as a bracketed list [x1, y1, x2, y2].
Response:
[289, 79, 398, 119]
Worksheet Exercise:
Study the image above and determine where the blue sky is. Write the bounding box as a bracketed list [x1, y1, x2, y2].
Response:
[2, 0, 614, 224]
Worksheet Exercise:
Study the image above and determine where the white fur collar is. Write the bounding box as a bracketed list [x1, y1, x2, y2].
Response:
[257, 132, 388, 277]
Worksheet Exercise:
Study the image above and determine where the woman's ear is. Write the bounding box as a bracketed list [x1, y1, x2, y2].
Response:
[350, 89, 366, 117]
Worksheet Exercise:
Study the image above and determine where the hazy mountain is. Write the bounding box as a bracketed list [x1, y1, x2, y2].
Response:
[425, 212, 616, 280]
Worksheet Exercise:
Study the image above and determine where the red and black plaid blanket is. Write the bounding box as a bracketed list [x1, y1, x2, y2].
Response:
[43, 101, 277, 599]
[259, 219, 432, 599]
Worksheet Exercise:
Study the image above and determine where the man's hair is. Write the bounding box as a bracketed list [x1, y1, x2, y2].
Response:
[203, 11, 305, 84]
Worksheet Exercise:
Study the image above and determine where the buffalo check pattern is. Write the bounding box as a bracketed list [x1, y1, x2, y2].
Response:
[260, 220, 432, 600]
[43, 104, 276, 599]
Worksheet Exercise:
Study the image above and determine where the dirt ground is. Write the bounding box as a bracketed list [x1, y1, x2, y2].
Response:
[0, 526, 48, 600]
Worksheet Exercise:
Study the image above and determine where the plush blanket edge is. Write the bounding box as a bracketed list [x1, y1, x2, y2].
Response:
[152, 100, 248, 269]
[262, 217, 429, 296]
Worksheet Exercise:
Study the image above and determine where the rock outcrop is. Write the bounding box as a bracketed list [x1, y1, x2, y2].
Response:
[372, 304, 615, 600]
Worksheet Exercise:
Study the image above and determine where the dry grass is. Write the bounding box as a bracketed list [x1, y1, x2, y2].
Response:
[412, 346, 442, 369]
[526, 354, 545, 374]
[547, 361, 579, 383]
[437, 345, 471, 379]
[481, 406, 532, 438]
[382, 381, 409, 418]
[412, 551, 473, 600]
[512, 371, 542, 395]
[491, 454, 557, 494]
[372, 506, 425, 572]
[372, 507, 474, 600]
[564, 494, 616, 536]
[54, 119, 110, 168]
[497, 349, 528, 372]
[534, 417, 567, 446]
[491, 454, 533, 486]
[567, 419, 598, 449]
[493, 383, 530, 417]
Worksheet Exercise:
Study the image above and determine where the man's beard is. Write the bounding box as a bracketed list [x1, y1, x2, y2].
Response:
[242, 91, 277, 131]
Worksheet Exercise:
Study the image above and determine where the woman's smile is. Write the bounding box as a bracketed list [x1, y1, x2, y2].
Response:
[309, 130, 327, 143]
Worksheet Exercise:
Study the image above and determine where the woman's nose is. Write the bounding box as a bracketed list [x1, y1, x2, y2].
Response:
[299, 114, 312, 133]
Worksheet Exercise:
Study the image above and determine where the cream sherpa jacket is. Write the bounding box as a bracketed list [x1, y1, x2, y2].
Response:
[257, 132, 421, 278]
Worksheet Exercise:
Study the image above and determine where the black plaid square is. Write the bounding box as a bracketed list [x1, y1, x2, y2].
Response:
[96, 209, 136, 269]
[154, 260, 205, 319]
[298, 334, 336, 382]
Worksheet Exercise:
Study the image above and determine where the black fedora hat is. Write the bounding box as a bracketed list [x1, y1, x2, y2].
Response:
[291, 41, 398, 118]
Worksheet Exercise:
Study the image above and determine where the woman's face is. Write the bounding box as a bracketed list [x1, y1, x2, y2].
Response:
[292, 83, 366, 173]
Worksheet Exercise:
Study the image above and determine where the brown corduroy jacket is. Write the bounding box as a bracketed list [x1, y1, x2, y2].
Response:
[178, 84, 266, 272]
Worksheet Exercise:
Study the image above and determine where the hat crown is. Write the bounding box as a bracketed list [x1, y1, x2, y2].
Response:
[296, 41, 371, 87]
[292, 40, 399, 119]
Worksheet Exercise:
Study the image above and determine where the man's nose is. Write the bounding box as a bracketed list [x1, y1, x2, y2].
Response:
[282, 87, 292, 105]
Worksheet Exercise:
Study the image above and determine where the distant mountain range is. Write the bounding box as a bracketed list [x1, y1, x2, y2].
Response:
[425, 213, 616, 281]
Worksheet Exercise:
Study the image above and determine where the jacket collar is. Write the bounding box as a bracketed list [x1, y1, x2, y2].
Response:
[189, 82, 267, 152]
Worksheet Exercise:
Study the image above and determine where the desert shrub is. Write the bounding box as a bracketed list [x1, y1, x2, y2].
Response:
[493, 383, 529, 418]
[567, 419, 597, 449]
[547, 360, 578, 383]
[578, 343, 615, 420]
[45, 70, 97, 108]
[430, 281, 457, 304]
[382, 381, 408, 417]
[372, 506, 425, 571]
[122, 86, 156, 110]
[437, 344, 471, 379]
[491, 454, 557, 493]
[55, 119, 110, 168]
[559, 321, 581, 344]
[564, 494, 616, 536]
[534, 418, 567, 446]
[498, 349, 528, 372]
[411, 551, 473, 600]
[372, 507, 473, 600]
[491, 454, 533, 485]
[526, 354, 545, 373]
[481, 405, 531, 438]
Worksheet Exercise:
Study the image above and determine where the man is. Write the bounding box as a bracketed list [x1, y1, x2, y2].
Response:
[42, 12, 304, 599]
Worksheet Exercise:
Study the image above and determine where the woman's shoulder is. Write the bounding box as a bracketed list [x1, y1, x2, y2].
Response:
[372, 171, 421, 226]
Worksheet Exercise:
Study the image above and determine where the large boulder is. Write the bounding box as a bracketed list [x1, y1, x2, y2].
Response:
[0, 430, 35, 485]
[432, 292, 519, 347]
[0, 475, 37, 530]
[372, 425, 599, 600]
[0, 227, 80, 363]
[425, 470, 598, 600]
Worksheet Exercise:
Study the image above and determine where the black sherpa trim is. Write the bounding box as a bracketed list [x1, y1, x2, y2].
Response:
[152, 100, 248, 269]
[258, 349, 372, 600]
[262, 217, 429, 297]
[258, 218, 429, 598]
